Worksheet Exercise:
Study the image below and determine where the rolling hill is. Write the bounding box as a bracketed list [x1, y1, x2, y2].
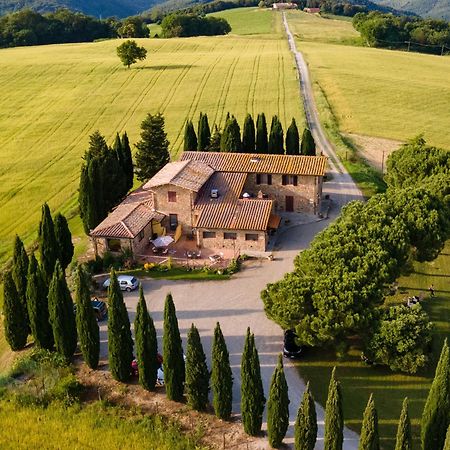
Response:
[0, 0, 156, 18]
[371, 0, 450, 20]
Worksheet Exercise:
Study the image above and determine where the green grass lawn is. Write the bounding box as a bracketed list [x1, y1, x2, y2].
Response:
[297, 242, 450, 450]
[286, 11, 450, 151]
[210, 7, 276, 35]
[0, 14, 304, 268]
[0, 400, 205, 449]
[121, 267, 230, 281]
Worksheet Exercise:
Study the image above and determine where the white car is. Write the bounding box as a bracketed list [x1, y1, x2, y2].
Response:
[103, 275, 139, 292]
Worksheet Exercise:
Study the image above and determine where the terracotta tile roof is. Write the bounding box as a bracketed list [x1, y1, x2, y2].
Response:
[143, 160, 214, 192]
[194, 171, 272, 231]
[90, 187, 164, 239]
[181, 151, 327, 176]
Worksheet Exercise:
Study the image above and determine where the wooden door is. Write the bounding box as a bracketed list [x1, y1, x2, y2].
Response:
[286, 196, 294, 212]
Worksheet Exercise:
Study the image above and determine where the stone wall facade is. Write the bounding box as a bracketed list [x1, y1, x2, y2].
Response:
[150, 185, 196, 233]
[196, 228, 267, 253]
[242, 173, 322, 214]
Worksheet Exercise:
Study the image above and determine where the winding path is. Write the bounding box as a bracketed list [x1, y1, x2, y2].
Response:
[99, 15, 364, 448]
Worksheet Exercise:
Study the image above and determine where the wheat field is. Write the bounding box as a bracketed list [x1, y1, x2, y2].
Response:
[0, 14, 303, 266]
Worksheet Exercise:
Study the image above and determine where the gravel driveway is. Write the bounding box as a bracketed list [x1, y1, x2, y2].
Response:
[98, 14, 364, 449]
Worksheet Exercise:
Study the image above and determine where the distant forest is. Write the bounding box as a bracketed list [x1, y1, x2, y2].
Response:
[0, 9, 150, 47]
[353, 11, 450, 54]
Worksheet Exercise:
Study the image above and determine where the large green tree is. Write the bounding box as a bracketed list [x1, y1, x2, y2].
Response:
[108, 269, 134, 382]
[3, 270, 28, 351]
[135, 112, 170, 182]
[242, 113, 256, 153]
[295, 382, 317, 450]
[443, 426, 450, 450]
[241, 328, 265, 436]
[267, 354, 290, 448]
[197, 112, 211, 151]
[268, 115, 284, 154]
[48, 261, 77, 360]
[163, 293, 185, 401]
[78, 158, 99, 234]
[54, 213, 74, 271]
[359, 394, 380, 450]
[75, 266, 99, 369]
[116, 39, 147, 68]
[395, 398, 412, 450]
[301, 128, 316, 156]
[12, 235, 29, 330]
[185, 323, 210, 411]
[220, 116, 241, 152]
[38, 203, 58, 284]
[324, 367, 344, 450]
[256, 113, 268, 153]
[286, 118, 300, 155]
[184, 120, 198, 152]
[26, 253, 53, 350]
[421, 339, 450, 450]
[211, 322, 233, 420]
[134, 285, 158, 391]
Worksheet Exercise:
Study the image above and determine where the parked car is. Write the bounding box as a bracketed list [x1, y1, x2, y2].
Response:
[102, 275, 139, 292]
[73, 298, 108, 321]
[131, 353, 164, 386]
[283, 329, 303, 359]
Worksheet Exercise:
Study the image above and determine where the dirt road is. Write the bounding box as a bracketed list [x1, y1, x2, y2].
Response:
[97, 15, 365, 449]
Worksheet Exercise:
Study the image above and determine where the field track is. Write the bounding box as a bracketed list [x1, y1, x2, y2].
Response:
[0, 25, 303, 265]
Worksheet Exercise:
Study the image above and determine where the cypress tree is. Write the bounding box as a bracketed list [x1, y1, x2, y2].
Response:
[48, 261, 77, 360]
[268, 115, 284, 154]
[79, 161, 99, 234]
[163, 293, 185, 401]
[135, 112, 170, 182]
[197, 113, 211, 151]
[3, 270, 28, 351]
[211, 322, 233, 420]
[301, 128, 317, 156]
[113, 133, 123, 166]
[185, 323, 210, 411]
[207, 125, 221, 152]
[421, 339, 450, 450]
[443, 426, 450, 450]
[241, 328, 265, 436]
[108, 269, 133, 382]
[242, 113, 256, 153]
[135, 285, 158, 391]
[54, 213, 74, 271]
[102, 146, 125, 211]
[295, 382, 317, 450]
[267, 354, 290, 448]
[220, 116, 241, 152]
[75, 265, 99, 369]
[38, 203, 58, 284]
[324, 367, 344, 450]
[286, 118, 300, 155]
[26, 253, 53, 350]
[184, 120, 198, 152]
[359, 394, 380, 450]
[256, 113, 268, 153]
[12, 235, 29, 330]
[395, 398, 412, 450]
[121, 131, 134, 192]
[88, 154, 105, 222]
[112, 132, 128, 199]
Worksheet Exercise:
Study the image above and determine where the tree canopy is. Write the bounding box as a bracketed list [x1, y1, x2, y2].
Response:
[116, 40, 147, 69]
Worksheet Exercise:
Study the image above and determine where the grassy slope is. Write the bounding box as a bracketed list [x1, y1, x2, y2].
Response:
[0, 8, 303, 268]
[0, 401, 203, 449]
[287, 11, 450, 150]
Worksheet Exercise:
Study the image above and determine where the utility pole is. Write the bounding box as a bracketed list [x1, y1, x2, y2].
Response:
[441, 44, 445, 56]
[407, 41, 411, 52]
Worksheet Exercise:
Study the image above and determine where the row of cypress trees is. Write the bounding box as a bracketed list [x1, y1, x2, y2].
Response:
[3, 203, 74, 351]
[78, 131, 133, 234]
[184, 112, 317, 155]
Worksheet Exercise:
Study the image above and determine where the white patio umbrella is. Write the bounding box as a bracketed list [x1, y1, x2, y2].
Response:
[150, 235, 174, 248]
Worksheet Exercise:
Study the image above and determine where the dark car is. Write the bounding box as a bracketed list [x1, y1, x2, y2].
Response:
[73, 298, 108, 321]
[283, 330, 303, 359]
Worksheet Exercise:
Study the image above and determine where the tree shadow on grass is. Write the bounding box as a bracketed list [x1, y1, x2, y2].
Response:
[137, 65, 196, 70]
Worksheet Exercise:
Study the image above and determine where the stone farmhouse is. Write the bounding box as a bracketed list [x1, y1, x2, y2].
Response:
[90, 151, 327, 257]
